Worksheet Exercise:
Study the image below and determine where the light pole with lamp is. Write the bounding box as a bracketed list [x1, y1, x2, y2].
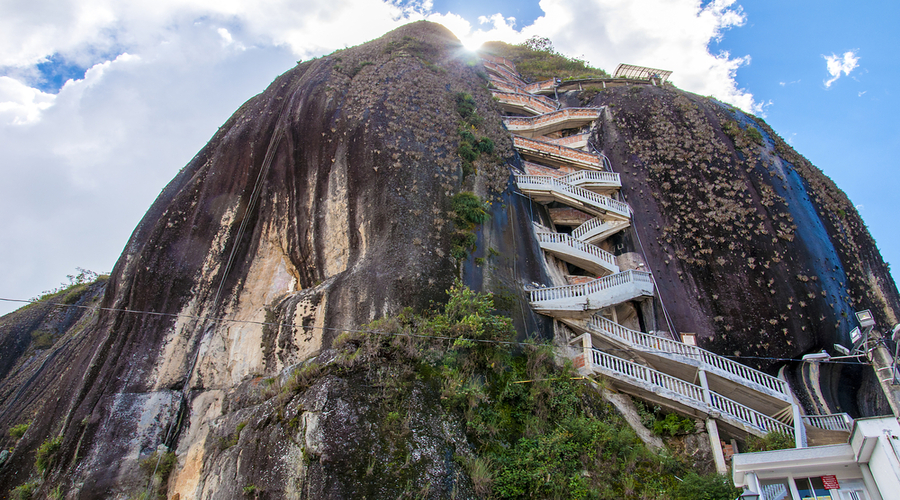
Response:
[806, 310, 900, 419]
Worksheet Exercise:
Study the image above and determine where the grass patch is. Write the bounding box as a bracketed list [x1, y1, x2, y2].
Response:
[480, 36, 609, 82]
[651, 413, 695, 437]
[11, 480, 39, 500]
[671, 472, 741, 500]
[35, 435, 62, 474]
[328, 281, 728, 499]
[139, 450, 177, 499]
[219, 422, 248, 450]
[746, 431, 794, 452]
[449, 192, 490, 260]
[9, 422, 30, 439]
[31, 330, 56, 350]
[455, 92, 482, 126]
[451, 192, 489, 227]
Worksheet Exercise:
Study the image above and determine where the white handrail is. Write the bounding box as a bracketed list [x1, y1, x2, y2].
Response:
[589, 348, 705, 403]
[535, 231, 618, 270]
[515, 175, 631, 218]
[709, 392, 795, 436]
[559, 170, 621, 187]
[587, 348, 793, 437]
[572, 217, 607, 240]
[587, 316, 791, 398]
[529, 270, 652, 303]
[802, 414, 853, 432]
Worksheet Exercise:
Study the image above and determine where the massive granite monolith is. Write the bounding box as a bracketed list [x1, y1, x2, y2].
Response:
[0, 21, 896, 499]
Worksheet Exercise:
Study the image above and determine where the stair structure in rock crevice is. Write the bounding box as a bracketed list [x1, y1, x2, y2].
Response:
[479, 53, 837, 469]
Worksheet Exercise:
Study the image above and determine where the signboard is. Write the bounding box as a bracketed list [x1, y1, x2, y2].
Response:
[821, 475, 840, 490]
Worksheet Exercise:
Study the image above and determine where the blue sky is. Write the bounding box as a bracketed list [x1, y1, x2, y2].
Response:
[712, 0, 900, 290]
[0, 0, 896, 316]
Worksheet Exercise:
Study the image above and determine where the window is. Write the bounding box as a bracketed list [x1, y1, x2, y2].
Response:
[795, 477, 833, 500]
[760, 479, 790, 500]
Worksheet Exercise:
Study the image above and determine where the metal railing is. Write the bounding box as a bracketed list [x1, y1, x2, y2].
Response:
[529, 269, 652, 303]
[587, 316, 791, 398]
[802, 414, 853, 432]
[572, 217, 628, 241]
[709, 393, 795, 436]
[761, 483, 788, 500]
[559, 170, 621, 188]
[586, 348, 793, 437]
[535, 231, 619, 271]
[589, 348, 705, 402]
[586, 349, 794, 436]
[515, 175, 631, 218]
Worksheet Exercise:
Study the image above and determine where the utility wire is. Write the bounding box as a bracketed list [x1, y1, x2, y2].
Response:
[0, 296, 871, 365]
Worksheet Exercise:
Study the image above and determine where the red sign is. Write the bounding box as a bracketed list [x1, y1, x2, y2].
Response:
[821, 475, 840, 490]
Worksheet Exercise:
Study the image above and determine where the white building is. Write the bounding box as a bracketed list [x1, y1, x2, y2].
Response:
[733, 417, 900, 500]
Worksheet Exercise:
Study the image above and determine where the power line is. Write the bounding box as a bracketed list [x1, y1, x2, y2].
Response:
[0, 296, 871, 365]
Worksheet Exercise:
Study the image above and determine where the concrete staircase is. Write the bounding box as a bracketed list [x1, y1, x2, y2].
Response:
[480, 53, 823, 455]
[529, 270, 654, 318]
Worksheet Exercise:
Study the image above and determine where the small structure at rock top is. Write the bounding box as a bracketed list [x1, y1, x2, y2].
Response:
[613, 63, 673, 83]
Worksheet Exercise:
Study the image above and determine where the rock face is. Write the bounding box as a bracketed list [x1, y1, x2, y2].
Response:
[585, 86, 899, 415]
[0, 21, 896, 498]
[0, 22, 550, 498]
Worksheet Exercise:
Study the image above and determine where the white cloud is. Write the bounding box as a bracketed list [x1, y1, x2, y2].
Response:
[0, 76, 55, 124]
[519, 0, 759, 113]
[435, 13, 524, 51]
[823, 50, 859, 88]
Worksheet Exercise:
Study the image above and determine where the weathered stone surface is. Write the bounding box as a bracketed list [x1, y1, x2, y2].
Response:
[590, 85, 900, 415]
[0, 21, 896, 498]
[0, 22, 549, 498]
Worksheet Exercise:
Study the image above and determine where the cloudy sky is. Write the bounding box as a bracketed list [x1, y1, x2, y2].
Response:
[1, 0, 897, 315]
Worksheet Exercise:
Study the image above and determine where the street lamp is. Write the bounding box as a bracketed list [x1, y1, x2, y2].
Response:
[856, 310, 875, 328]
[739, 490, 760, 500]
[802, 350, 832, 362]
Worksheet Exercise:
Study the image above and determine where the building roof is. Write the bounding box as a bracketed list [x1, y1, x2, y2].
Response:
[732, 444, 856, 484]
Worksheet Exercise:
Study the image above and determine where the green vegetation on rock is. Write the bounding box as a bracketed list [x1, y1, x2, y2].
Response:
[325, 281, 736, 499]
[11, 480, 39, 500]
[480, 36, 609, 83]
[450, 192, 490, 260]
[670, 472, 741, 500]
[9, 422, 30, 440]
[746, 431, 794, 452]
[35, 435, 62, 474]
